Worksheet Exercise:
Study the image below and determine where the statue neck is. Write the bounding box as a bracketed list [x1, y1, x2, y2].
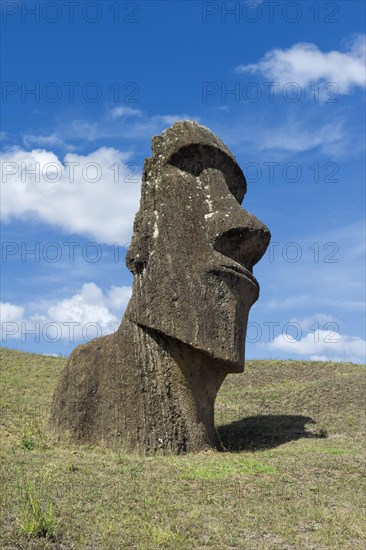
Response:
[121, 318, 227, 453]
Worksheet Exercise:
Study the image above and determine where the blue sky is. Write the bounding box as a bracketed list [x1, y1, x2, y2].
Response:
[1, 0, 365, 363]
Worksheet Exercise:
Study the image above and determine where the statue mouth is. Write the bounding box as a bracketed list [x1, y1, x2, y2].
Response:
[213, 263, 260, 292]
[212, 226, 269, 295]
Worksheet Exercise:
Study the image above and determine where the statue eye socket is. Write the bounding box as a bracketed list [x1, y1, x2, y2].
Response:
[168, 144, 246, 205]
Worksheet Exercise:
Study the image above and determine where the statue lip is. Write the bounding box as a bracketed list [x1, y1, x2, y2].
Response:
[215, 263, 259, 291]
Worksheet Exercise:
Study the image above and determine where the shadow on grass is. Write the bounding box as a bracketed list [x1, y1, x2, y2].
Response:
[217, 414, 318, 451]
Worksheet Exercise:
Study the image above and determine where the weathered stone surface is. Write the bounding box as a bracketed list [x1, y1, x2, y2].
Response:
[49, 121, 270, 454]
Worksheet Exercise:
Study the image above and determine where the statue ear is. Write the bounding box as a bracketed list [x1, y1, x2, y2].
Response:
[126, 208, 151, 275]
[126, 158, 153, 275]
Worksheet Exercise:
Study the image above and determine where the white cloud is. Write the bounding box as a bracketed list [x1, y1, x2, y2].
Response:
[27, 111, 199, 148]
[0, 302, 25, 323]
[110, 107, 143, 118]
[216, 110, 354, 158]
[99, 112, 198, 141]
[289, 313, 341, 332]
[153, 114, 192, 125]
[1, 283, 132, 343]
[267, 328, 365, 364]
[236, 35, 366, 94]
[258, 117, 345, 154]
[309, 355, 349, 363]
[22, 133, 73, 150]
[105, 285, 133, 312]
[0, 146, 141, 244]
[108, 109, 191, 128]
[67, 120, 99, 142]
[46, 283, 120, 339]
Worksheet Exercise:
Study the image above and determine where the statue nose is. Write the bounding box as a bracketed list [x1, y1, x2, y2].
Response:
[213, 211, 270, 270]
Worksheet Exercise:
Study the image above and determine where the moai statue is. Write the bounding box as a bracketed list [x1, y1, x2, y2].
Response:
[50, 121, 270, 453]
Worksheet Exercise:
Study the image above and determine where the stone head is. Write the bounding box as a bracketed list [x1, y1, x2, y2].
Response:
[125, 121, 270, 371]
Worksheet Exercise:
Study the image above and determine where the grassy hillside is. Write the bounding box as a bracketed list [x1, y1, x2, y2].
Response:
[0, 347, 365, 549]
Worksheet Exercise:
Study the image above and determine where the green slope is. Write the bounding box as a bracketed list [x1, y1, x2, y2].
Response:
[1, 347, 365, 549]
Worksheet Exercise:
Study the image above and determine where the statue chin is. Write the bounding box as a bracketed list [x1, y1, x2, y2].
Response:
[125, 266, 258, 373]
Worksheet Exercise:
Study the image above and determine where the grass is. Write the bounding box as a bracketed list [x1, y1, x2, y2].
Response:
[17, 477, 56, 540]
[0, 347, 365, 549]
